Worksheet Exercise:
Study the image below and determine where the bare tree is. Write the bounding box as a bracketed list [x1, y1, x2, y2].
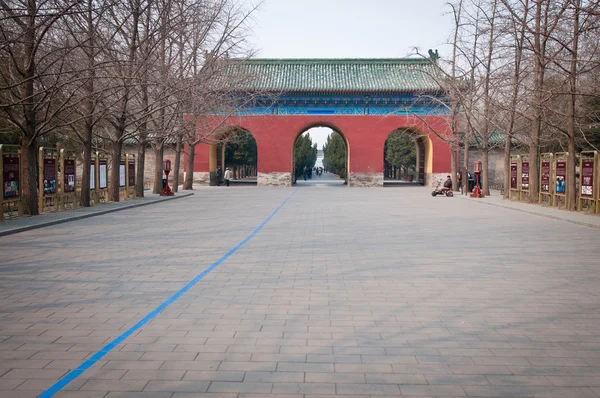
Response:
[0, 0, 81, 214]
[498, 0, 530, 199]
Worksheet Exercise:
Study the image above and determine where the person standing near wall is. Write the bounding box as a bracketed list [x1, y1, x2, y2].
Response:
[224, 167, 232, 187]
[216, 166, 223, 186]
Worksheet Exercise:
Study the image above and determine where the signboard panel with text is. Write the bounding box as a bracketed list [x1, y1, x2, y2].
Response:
[521, 162, 530, 190]
[128, 161, 135, 187]
[3, 155, 19, 199]
[90, 164, 95, 190]
[510, 163, 517, 189]
[43, 158, 56, 195]
[541, 161, 550, 193]
[119, 162, 126, 187]
[581, 161, 594, 197]
[556, 161, 566, 194]
[64, 159, 76, 193]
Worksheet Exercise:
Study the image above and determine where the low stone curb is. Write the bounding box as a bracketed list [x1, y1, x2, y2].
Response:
[0, 192, 194, 237]
[458, 194, 600, 230]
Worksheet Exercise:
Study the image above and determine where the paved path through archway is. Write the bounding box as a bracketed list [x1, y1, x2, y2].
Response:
[1, 187, 600, 397]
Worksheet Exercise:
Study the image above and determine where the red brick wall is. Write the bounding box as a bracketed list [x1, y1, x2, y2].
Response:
[186, 115, 452, 175]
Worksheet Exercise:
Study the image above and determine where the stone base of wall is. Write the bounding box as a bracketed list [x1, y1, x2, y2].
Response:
[427, 173, 450, 188]
[349, 173, 383, 187]
[258, 172, 292, 187]
[190, 171, 210, 186]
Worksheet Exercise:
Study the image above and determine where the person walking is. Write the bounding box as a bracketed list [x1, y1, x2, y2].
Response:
[223, 167, 232, 187]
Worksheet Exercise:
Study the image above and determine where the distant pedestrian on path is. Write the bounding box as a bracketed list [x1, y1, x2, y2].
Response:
[224, 167, 232, 186]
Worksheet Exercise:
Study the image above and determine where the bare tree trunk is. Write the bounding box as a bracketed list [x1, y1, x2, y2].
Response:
[529, 0, 544, 202]
[566, 0, 580, 210]
[482, 0, 497, 196]
[450, 149, 457, 192]
[109, 142, 122, 202]
[21, 1, 39, 215]
[503, 137, 511, 198]
[463, 132, 469, 195]
[450, 1, 462, 192]
[20, 137, 38, 215]
[502, 0, 529, 199]
[183, 144, 195, 190]
[80, 140, 92, 207]
[79, 0, 95, 208]
[153, 144, 164, 194]
[136, 143, 146, 197]
[173, 134, 182, 192]
[482, 149, 489, 194]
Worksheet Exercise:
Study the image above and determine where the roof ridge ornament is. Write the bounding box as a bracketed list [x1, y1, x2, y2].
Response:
[428, 49, 440, 63]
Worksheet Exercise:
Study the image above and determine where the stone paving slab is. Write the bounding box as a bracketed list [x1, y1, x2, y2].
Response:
[0, 192, 194, 237]
[0, 186, 599, 397]
[457, 190, 600, 229]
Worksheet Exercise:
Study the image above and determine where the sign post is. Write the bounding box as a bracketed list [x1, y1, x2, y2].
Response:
[0, 144, 23, 221]
[38, 147, 59, 214]
[519, 154, 530, 201]
[127, 154, 136, 198]
[119, 155, 127, 201]
[160, 160, 174, 196]
[578, 151, 598, 213]
[90, 152, 99, 205]
[98, 155, 108, 202]
[539, 153, 553, 205]
[470, 161, 484, 198]
[509, 154, 520, 201]
[553, 152, 568, 209]
[61, 149, 77, 210]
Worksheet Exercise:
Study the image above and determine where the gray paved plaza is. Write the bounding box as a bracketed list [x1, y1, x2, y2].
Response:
[1, 186, 600, 398]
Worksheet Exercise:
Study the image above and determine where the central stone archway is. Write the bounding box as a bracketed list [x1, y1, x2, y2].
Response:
[292, 123, 349, 186]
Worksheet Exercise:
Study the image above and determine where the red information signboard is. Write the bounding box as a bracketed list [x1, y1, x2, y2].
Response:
[128, 161, 135, 187]
[510, 163, 517, 189]
[541, 161, 550, 193]
[556, 161, 566, 194]
[43, 158, 56, 195]
[64, 159, 76, 193]
[521, 162, 530, 190]
[3, 155, 19, 199]
[581, 161, 594, 197]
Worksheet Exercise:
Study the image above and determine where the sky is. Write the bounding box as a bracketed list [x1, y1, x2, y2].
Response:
[249, 0, 454, 148]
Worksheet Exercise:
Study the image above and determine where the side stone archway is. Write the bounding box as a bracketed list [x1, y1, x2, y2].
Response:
[383, 128, 434, 186]
[205, 126, 257, 186]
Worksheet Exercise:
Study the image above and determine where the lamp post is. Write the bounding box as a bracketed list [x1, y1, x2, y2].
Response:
[471, 160, 484, 198]
[160, 160, 174, 196]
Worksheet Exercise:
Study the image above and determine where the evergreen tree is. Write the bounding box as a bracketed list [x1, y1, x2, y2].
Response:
[384, 130, 416, 178]
[322, 132, 347, 178]
[225, 130, 257, 167]
[294, 133, 317, 178]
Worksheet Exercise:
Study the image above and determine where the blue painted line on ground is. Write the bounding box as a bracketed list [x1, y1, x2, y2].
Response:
[39, 189, 298, 398]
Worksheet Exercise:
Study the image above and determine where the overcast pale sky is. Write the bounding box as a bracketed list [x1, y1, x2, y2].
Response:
[249, 0, 455, 148]
[251, 0, 454, 59]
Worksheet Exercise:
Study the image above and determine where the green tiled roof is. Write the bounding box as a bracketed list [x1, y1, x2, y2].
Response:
[464, 131, 523, 148]
[227, 58, 443, 93]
